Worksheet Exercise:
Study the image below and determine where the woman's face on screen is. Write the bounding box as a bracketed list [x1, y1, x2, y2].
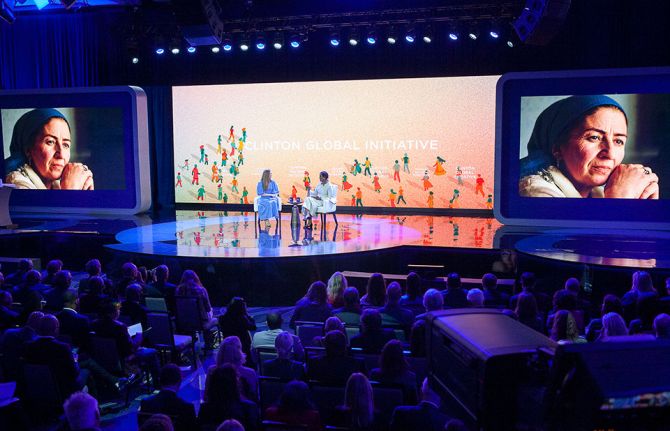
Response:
[557, 107, 627, 193]
[28, 118, 71, 182]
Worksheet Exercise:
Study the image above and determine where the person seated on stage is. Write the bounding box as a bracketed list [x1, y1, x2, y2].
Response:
[145, 265, 177, 313]
[390, 378, 453, 431]
[550, 310, 586, 344]
[380, 282, 415, 333]
[219, 297, 257, 360]
[251, 311, 304, 360]
[307, 330, 365, 384]
[256, 169, 280, 229]
[371, 340, 418, 405]
[262, 331, 306, 381]
[327, 271, 349, 309]
[290, 281, 332, 329]
[333, 286, 362, 325]
[265, 380, 322, 431]
[4, 108, 94, 190]
[653, 313, 670, 339]
[399, 272, 425, 317]
[410, 289, 444, 357]
[4, 258, 33, 288]
[63, 392, 101, 431]
[350, 308, 396, 354]
[442, 273, 469, 309]
[332, 373, 382, 431]
[209, 336, 259, 403]
[0, 290, 19, 331]
[301, 170, 334, 228]
[481, 273, 509, 308]
[199, 363, 259, 431]
[43, 270, 73, 312]
[77, 258, 113, 295]
[78, 276, 109, 315]
[361, 273, 387, 309]
[140, 363, 197, 431]
[120, 283, 148, 327]
[585, 294, 623, 342]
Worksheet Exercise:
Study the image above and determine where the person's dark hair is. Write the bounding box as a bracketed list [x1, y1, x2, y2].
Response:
[324, 330, 347, 357]
[25, 269, 41, 285]
[379, 339, 408, 375]
[515, 292, 538, 321]
[225, 297, 248, 318]
[206, 364, 240, 404]
[551, 310, 579, 342]
[444, 419, 468, 431]
[154, 265, 169, 282]
[633, 271, 655, 293]
[17, 258, 33, 272]
[0, 291, 12, 307]
[38, 314, 59, 337]
[343, 287, 361, 309]
[52, 270, 72, 290]
[554, 104, 628, 155]
[266, 311, 283, 330]
[552, 289, 577, 311]
[6, 109, 70, 172]
[63, 289, 78, 309]
[319, 171, 329, 180]
[564, 277, 580, 294]
[277, 380, 314, 412]
[446, 273, 461, 290]
[601, 294, 623, 317]
[46, 259, 63, 275]
[481, 273, 498, 290]
[139, 414, 174, 431]
[365, 273, 387, 306]
[125, 284, 142, 302]
[306, 281, 328, 305]
[85, 259, 102, 276]
[159, 363, 182, 388]
[386, 282, 402, 304]
[99, 300, 119, 319]
[405, 272, 421, 299]
[88, 276, 104, 295]
[520, 272, 536, 291]
[361, 308, 382, 332]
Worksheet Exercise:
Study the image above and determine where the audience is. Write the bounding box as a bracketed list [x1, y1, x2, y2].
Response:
[466, 288, 485, 308]
[211, 335, 259, 402]
[515, 292, 544, 334]
[361, 273, 387, 308]
[481, 273, 508, 308]
[63, 392, 101, 431]
[308, 330, 365, 383]
[0, 310, 43, 380]
[654, 313, 670, 339]
[42, 259, 63, 285]
[219, 297, 257, 359]
[43, 270, 73, 311]
[0, 290, 18, 330]
[371, 339, 418, 404]
[442, 273, 468, 308]
[177, 269, 218, 348]
[262, 331, 306, 380]
[622, 271, 658, 323]
[78, 276, 109, 315]
[350, 308, 396, 353]
[56, 289, 91, 348]
[390, 378, 452, 431]
[200, 364, 259, 431]
[410, 289, 444, 356]
[545, 289, 578, 331]
[333, 286, 362, 325]
[265, 380, 322, 431]
[4, 258, 33, 288]
[251, 311, 304, 360]
[550, 310, 586, 344]
[78, 258, 112, 295]
[585, 294, 623, 342]
[120, 283, 148, 327]
[12, 269, 47, 304]
[290, 281, 332, 328]
[510, 272, 550, 313]
[327, 271, 349, 308]
[313, 316, 348, 347]
[140, 414, 175, 431]
[399, 272, 425, 316]
[333, 373, 380, 430]
[115, 262, 143, 298]
[597, 312, 628, 341]
[380, 281, 414, 331]
[145, 264, 177, 313]
[140, 364, 197, 430]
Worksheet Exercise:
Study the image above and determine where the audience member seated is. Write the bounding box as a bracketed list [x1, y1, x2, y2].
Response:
[77, 259, 112, 296]
[466, 288, 485, 308]
[199, 364, 259, 431]
[0, 310, 43, 380]
[563, 277, 592, 321]
[42, 259, 63, 286]
[264, 380, 322, 431]
[63, 392, 101, 431]
[482, 273, 509, 308]
[4, 258, 33, 288]
[410, 289, 444, 357]
[596, 312, 629, 341]
[361, 273, 387, 309]
[90, 301, 161, 387]
[219, 297, 257, 360]
[629, 287, 661, 335]
[550, 310, 586, 344]
[332, 373, 383, 431]
[350, 308, 396, 354]
[442, 273, 469, 309]
[290, 281, 332, 328]
[24, 314, 85, 398]
[327, 271, 348, 309]
[140, 363, 197, 431]
[585, 294, 623, 342]
[78, 276, 109, 315]
[546, 289, 578, 331]
[43, 270, 73, 311]
[0, 290, 18, 331]
[140, 414, 175, 431]
[217, 419, 245, 431]
[509, 272, 551, 314]
[115, 262, 144, 298]
[334, 286, 362, 325]
[307, 330, 365, 384]
[371, 339, 418, 404]
[662, 277, 670, 311]
[262, 332, 306, 380]
[380, 281, 414, 331]
[16, 290, 43, 326]
[57, 289, 91, 348]
[390, 378, 452, 431]
[120, 283, 148, 327]
[515, 292, 545, 334]
[399, 272, 425, 316]
[145, 265, 177, 313]
[210, 336, 259, 402]
[251, 311, 304, 361]
[12, 269, 47, 304]
[313, 316, 348, 347]
[176, 269, 218, 348]
[622, 271, 658, 323]
[653, 313, 670, 339]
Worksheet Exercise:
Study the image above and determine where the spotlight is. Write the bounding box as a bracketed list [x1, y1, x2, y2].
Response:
[273, 32, 284, 50]
[222, 36, 232, 51]
[132, 57, 139, 64]
[468, 25, 480, 40]
[348, 28, 359, 46]
[422, 25, 433, 43]
[366, 29, 377, 45]
[448, 25, 460, 41]
[211, 46, 220, 53]
[289, 33, 301, 48]
[170, 38, 181, 54]
[187, 46, 196, 54]
[507, 40, 514, 48]
[171, 47, 180, 55]
[489, 21, 501, 39]
[405, 27, 416, 43]
[386, 27, 397, 44]
[330, 30, 341, 47]
[255, 34, 266, 50]
[240, 35, 250, 51]
[155, 48, 165, 55]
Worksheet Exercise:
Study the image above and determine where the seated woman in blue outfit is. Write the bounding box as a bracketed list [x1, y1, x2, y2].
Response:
[256, 169, 280, 229]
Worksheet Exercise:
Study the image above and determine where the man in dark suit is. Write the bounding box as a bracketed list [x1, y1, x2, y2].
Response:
[0, 290, 18, 331]
[140, 363, 196, 430]
[43, 270, 73, 312]
[0, 310, 43, 381]
[380, 282, 415, 333]
[350, 308, 396, 353]
[145, 265, 177, 314]
[509, 272, 551, 314]
[262, 331, 306, 380]
[57, 290, 91, 349]
[390, 378, 452, 431]
[442, 273, 469, 309]
[482, 273, 510, 308]
[308, 330, 365, 384]
[23, 314, 84, 398]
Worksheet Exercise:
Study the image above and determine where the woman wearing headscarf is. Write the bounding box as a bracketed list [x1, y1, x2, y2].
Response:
[4, 108, 93, 189]
[519, 95, 658, 198]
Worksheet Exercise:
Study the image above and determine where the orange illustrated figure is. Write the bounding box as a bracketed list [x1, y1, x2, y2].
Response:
[422, 171, 433, 191]
[427, 191, 434, 208]
[433, 156, 446, 176]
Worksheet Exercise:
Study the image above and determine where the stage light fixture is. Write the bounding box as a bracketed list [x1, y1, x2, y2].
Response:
[366, 29, 377, 45]
[240, 35, 250, 51]
[155, 48, 165, 55]
[187, 46, 196, 54]
[507, 40, 514, 48]
[170, 38, 181, 55]
[330, 30, 341, 47]
[171, 47, 180, 54]
[211, 46, 220, 53]
[448, 24, 460, 41]
[386, 27, 397, 44]
[468, 24, 480, 40]
[289, 33, 301, 48]
[255, 34, 266, 50]
[273, 32, 284, 49]
[405, 27, 416, 43]
[0, 1, 16, 24]
[132, 57, 139, 64]
[489, 22, 500, 39]
[348, 28, 359, 46]
[422, 25, 433, 43]
[222, 37, 233, 51]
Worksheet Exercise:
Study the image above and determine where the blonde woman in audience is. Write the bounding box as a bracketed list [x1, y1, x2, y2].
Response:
[597, 312, 629, 341]
[327, 271, 349, 308]
[208, 336, 259, 402]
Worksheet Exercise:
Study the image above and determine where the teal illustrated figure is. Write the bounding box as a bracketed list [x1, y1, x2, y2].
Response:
[230, 139, 237, 156]
[402, 153, 410, 173]
[217, 134, 222, 154]
[242, 127, 247, 143]
[486, 194, 493, 209]
[199, 145, 205, 163]
[229, 161, 237, 175]
[449, 189, 460, 208]
[456, 166, 463, 185]
[197, 185, 205, 201]
[393, 160, 401, 182]
[351, 159, 361, 176]
[221, 148, 228, 166]
[217, 184, 223, 200]
[364, 157, 372, 177]
[238, 152, 244, 166]
[223, 192, 228, 204]
[176, 172, 182, 188]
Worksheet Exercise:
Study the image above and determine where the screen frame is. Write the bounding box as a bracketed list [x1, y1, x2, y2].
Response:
[494, 67, 670, 230]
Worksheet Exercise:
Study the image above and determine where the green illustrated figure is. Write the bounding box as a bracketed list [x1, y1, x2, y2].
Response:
[223, 193, 228, 204]
[238, 152, 244, 166]
[199, 145, 205, 163]
[402, 153, 410, 173]
[351, 159, 362, 176]
[363, 157, 372, 177]
[486, 194, 493, 209]
[242, 186, 249, 204]
[449, 189, 460, 208]
[217, 184, 223, 200]
[197, 185, 206, 201]
[217, 135, 222, 154]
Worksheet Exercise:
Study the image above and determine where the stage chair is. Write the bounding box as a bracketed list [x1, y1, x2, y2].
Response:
[255, 346, 278, 375]
[146, 312, 196, 369]
[254, 195, 282, 237]
[315, 183, 338, 227]
[145, 297, 169, 313]
[174, 296, 220, 350]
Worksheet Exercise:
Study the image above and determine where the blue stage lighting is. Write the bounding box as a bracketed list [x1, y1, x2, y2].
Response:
[155, 48, 165, 55]
[256, 34, 266, 50]
[348, 28, 359, 46]
[131, 57, 139, 64]
[449, 32, 459, 41]
[240, 35, 250, 51]
[187, 46, 196, 53]
[211, 46, 220, 53]
[366, 29, 377, 45]
[33, 0, 49, 10]
[405, 27, 416, 43]
[330, 31, 341, 47]
[289, 33, 301, 48]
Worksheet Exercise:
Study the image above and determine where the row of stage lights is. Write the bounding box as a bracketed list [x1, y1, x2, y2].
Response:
[140, 24, 514, 62]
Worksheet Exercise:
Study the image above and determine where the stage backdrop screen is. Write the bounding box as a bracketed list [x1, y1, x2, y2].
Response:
[172, 76, 499, 210]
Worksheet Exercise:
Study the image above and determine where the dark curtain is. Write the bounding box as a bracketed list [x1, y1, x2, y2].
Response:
[144, 86, 175, 211]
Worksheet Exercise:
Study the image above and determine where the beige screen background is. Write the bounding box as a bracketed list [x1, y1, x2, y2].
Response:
[173, 76, 498, 209]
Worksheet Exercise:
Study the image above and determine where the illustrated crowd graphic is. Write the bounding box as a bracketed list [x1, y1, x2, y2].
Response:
[175, 126, 493, 210]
